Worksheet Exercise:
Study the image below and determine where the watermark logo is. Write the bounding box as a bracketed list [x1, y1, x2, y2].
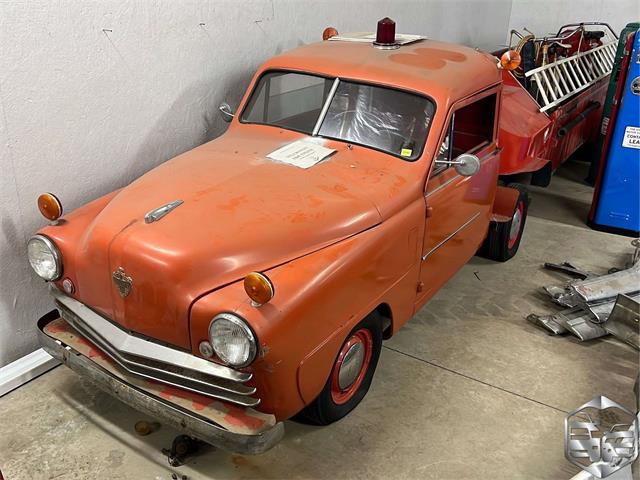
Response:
[565, 395, 638, 478]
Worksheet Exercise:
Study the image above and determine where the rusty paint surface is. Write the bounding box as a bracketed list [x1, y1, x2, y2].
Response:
[43, 318, 274, 435]
[35, 39, 509, 421]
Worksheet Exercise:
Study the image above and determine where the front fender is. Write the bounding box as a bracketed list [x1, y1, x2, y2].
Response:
[36, 190, 121, 291]
[189, 197, 425, 420]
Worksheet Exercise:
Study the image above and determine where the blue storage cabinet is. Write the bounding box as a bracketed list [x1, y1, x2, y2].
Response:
[591, 30, 640, 237]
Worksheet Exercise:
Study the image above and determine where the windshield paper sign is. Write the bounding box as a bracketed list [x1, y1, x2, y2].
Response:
[267, 140, 336, 168]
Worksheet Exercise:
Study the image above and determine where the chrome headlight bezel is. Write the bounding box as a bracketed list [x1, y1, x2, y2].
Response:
[27, 234, 62, 281]
[208, 313, 258, 368]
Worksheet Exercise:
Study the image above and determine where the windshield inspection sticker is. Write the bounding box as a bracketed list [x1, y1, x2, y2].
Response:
[622, 126, 640, 149]
[267, 140, 336, 168]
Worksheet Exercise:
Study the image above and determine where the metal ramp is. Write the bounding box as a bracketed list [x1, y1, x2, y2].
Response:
[525, 41, 617, 112]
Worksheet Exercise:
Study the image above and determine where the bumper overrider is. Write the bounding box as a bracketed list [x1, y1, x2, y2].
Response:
[37, 290, 284, 454]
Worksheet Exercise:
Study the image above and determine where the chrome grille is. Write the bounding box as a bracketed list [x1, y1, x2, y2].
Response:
[52, 289, 259, 407]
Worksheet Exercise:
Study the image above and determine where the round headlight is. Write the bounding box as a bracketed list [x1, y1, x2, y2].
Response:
[209, 313, 257, 368]
[27, 235, 62, 281]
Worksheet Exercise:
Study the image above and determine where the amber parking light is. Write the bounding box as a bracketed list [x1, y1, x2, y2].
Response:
[244, 272, 274, 306]
[37, 192, 63, 222]
[323, 27, 338, 41]
[500, 50, 522, 71]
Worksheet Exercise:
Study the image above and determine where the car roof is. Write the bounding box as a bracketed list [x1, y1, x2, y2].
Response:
[259, 39, 501, 108]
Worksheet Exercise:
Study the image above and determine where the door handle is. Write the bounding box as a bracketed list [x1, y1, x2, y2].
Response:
[426, 205, 434, 218]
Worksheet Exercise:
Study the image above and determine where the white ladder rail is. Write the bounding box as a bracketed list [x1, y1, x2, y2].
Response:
[593, 49, 608, 72]
[560, 63, 576, 91]
[525, 41, 616, 112]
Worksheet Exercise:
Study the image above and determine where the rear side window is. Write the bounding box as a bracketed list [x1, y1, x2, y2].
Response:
[450, 93, 496, 156]
[432, 93, 497, 177]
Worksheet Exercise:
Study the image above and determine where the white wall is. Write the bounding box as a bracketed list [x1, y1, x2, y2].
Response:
[508, 0, 639, 41]
[2, 1, 636, 367]
[0, 0, 514, 367]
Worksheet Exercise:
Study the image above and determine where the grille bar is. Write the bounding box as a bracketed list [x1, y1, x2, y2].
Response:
[52, 289, 260, 407]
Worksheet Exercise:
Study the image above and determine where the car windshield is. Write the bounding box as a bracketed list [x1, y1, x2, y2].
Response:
[241, 71, 435, 160]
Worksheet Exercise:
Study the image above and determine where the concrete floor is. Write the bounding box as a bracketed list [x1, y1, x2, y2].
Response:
[1, 160, 638, 480]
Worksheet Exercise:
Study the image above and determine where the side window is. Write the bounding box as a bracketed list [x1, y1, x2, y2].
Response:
[451, 93, 496, 156]
[431, 93, 497, 177]
[432, 122, 452, 177]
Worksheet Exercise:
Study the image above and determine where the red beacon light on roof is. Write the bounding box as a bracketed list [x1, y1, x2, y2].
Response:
[373, 17, 399, 49]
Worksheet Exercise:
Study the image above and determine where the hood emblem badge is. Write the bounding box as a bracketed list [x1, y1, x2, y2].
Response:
[144, 199, 184, 224]
[112, 267, 133, 298]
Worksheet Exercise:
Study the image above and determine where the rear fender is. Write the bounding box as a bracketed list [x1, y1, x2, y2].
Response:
[490, 186, 520, 223]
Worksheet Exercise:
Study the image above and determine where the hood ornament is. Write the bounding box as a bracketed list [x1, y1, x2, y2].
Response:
[144, 199, 184, 224]
[112, 267, 133, 298]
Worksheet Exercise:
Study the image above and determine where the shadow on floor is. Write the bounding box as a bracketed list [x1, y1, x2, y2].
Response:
[526, 159, 595, 229]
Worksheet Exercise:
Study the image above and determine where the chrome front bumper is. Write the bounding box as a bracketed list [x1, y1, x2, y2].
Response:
[38, 313, 284, 455]
[51, 289, 258, 407]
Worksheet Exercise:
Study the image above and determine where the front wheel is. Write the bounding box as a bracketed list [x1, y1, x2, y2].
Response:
[296, 313, 383, 426]
[480, 183, 530, 262]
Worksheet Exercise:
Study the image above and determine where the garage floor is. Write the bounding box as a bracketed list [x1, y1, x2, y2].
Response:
[1, 160, 638, 480]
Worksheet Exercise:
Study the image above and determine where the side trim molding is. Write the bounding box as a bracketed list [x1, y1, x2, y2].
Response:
[422, 212, 481, 261]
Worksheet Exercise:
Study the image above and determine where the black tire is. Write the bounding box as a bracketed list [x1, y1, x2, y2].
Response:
[295, 312, 383, 426]
[575, 140, 598, 164]
[480, 183, 530, 262]
[530, 162, 552, 187]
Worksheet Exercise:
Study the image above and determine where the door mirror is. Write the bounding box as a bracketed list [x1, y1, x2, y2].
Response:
[454, 154, 480, 176]
[434, 153, 481, 177]
[219, 102, 235, 122]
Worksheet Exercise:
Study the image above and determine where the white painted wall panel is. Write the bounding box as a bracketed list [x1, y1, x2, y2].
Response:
[508, 0, 638, 41]
[4, 0, 635, 367]
[0, 0, 513, 367]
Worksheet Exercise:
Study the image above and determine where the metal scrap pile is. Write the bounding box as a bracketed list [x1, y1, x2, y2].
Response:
[528, 240, 640, 349]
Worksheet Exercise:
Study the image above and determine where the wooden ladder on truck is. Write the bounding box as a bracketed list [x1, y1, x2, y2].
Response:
[525, 41, 617, 112]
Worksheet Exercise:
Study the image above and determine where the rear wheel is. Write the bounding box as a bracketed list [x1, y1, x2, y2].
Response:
[480, 183, 530, 262]
[296, 313, 383, 425]
[531, 162, 552, 187]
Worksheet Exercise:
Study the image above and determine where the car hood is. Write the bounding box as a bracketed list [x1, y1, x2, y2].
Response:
[70, 127, 415, 348]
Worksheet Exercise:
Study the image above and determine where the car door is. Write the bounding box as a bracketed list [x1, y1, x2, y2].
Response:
[416, 88, 502, 307]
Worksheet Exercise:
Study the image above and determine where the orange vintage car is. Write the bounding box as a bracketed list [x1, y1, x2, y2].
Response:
[29, 20, 529, 454]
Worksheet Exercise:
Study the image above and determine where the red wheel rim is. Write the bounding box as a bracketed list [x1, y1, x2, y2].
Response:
[330, 329, 373, 405]
[508, 200, 525, 249]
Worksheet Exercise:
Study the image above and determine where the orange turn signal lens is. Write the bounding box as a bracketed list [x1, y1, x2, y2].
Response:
[244, 272, 274, 306]
[322, 27, 338, 41]
[37, 193, 63, 221]
[500, 50, 522, 71]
